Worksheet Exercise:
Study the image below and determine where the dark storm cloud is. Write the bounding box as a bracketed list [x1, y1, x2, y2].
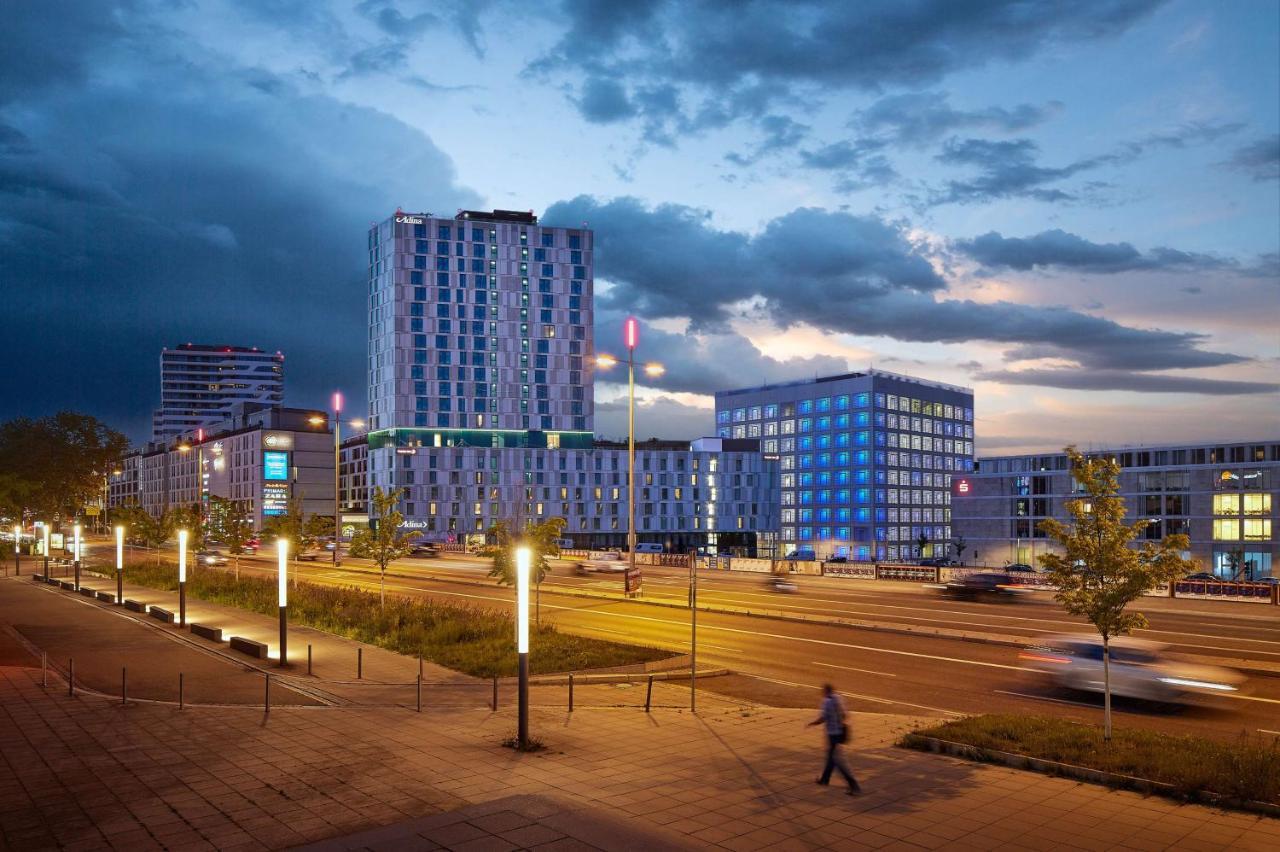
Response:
[978, 369, 1280, 395]
[724, 115, 811, 166]
[1221, 134, 1280, 182]
[853, 91, 1059, 146]
[574, 76, 638, 123]
[954, 229, 1230, 273]
[532, 0, 1163, 142]
[545, 195, 1252, 386]
[0, 2, 479, 439]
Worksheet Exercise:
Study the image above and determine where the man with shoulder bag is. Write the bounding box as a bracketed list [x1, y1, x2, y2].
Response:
[807, 683, 860, 795]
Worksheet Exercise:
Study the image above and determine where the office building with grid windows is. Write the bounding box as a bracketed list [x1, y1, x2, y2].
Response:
[715, 371, 974, 561]
[951, 440, 1279, 578]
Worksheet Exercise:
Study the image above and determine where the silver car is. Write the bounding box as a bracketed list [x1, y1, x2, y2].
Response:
[1019, 634, 1245, 703]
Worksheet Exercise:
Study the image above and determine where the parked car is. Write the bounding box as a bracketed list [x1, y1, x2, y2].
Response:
[921, 557, 957, 567]
[633, 542, 664, 554]
[825, 555, 849, 564]
[576, 552, 627, 574]
[939, 572, 1022, 600]
[1005, 563, 1037, 574]
[197, 549, 227, 566]
[1182, 571, 1219, 582]
[1254, 577, 1280, 586]
[783, 548, 816, 561]
[1019, 634, 1244, 703]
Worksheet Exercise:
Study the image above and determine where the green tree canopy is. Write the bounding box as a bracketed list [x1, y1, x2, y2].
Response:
[0, 412, 128, 522]
[348, 487, 418, 606]
[479, 517, 566, 623]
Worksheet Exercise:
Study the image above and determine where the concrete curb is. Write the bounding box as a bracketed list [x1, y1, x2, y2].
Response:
[902, 735, 1280, 819]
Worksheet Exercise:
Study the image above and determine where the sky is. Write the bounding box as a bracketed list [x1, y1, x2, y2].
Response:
[1, 0, 1277, 453]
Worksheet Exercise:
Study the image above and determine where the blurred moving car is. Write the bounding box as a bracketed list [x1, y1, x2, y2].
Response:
[197, 549, 227, 566]
[408, 541, 442, 557]
[576, 552, 627, 574]
[825, 555, 849, 564]
[939, 571, 1022, 600]
[1005, 562, 1036, 573]
[784, 548, 816, 561]
[1019, 634, 1244, 703]
[1182, 571, 1218, 582]
[296, 546, 323, 561]
[920, 556, 956, 567]
[765, 575, 798, 593]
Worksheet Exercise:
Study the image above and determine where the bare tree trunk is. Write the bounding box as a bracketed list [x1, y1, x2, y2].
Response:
[536, 579, 541, 625]
[380, 567, 386, 609]
[234, 554, 239, 580]
[1102, 634, 1112, 742]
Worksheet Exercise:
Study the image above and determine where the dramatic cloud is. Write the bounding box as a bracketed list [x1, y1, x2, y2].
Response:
[978, 369, 1280, 395]
[853, 91, 1059, 146]
[955, 229, 1230, 273]
[593, 396, 713, 443]
[0, 2, 479, 438]
[1220, 134, 1280, 182]
[531, 0, 1162, 142]
[545, 195, 1254, 385]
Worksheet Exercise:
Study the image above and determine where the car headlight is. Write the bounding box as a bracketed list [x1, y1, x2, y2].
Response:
[1156, 677, 1237, 692]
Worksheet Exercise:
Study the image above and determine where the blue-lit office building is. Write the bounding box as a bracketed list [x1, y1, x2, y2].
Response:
[715, 371, 974, 561]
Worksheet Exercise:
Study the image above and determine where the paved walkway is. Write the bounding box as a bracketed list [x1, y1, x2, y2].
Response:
[2, 577, 1277, 850]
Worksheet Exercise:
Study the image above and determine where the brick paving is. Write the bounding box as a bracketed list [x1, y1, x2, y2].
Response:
[2, 577, 1278, 850]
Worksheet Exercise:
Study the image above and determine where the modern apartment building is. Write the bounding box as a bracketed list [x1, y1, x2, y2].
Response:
[113, 405, 335, 532]
[951, 440, 1280, 579]
[152, 344, 284, 440]
[715, 371, 975, 561]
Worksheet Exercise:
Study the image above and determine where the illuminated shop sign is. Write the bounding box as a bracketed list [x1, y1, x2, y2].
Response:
[263, 432, 293, 450]
[262, 484, 290, 516]
[953, 478, 971, 495]
[263, 451, 289, 481]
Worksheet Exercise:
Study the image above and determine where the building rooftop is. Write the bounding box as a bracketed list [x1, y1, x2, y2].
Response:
[977, 438, 1280, 463]
[714, 368, 972, 398]
[164, 343, 278, 355]
[458, 209, 539, 224]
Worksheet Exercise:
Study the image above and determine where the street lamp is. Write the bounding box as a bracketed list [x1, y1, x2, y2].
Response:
[516, 545, 531, 749]
[310, 398, 364, 567]
[12, 524, 19, 576]
[115, 525, 124, 604]
[178, 529, 188, 626]
[73, 523, 82, 590]
[596, 317, 664, 579]
[277, 538, 288, 666]
[42, 525, 49, 576]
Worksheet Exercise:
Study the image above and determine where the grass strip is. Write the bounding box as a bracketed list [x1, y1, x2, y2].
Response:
[111, 559, 672, 678]
[900, 714, 1280, 805]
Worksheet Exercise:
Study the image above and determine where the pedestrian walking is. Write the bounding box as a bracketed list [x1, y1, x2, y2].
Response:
[807, 683, 860, 794]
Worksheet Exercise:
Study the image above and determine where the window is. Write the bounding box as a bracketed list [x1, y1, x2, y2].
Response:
[1213, 519, 1239, 540]
[1244, 494, 1271, 515]
[1243, 519, 1272, 541]
[1213, 494, 1240, 514]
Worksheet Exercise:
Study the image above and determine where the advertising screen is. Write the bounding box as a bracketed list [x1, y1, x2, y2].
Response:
[263, 451, 289, 481]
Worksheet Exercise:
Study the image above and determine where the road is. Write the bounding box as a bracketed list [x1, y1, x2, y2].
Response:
[79, 541, 1280, 741]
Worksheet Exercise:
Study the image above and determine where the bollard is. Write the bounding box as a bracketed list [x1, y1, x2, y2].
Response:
[419, 654, 423, 680]
[179, 673, 185, 710]
[307, 643, 312, 676]
[645, 675, 653, 712]
[69, 658, 75, 697]
[416, 675, 422, 713]
[357, 648, 362, 679]
[264, 673, 271, 714]
[492, 676, 498, 711]
[122, 667, 127, 706]
[569, 673, 574, 712]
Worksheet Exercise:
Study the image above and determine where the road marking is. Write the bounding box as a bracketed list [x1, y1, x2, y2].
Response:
[1223, 692, 1280, 705]
[1260, 729, 1280, 736]
[812, 662, 897, 678]
[994, 689, 1100, 709]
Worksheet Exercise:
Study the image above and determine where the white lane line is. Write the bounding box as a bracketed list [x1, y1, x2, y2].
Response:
[754, 675, 822, 691]
[994, 689, 1100, 709]
[812, 662, 897, 678]
[1224, 692, 1280, 705]
[1260, 729, 1280, 736]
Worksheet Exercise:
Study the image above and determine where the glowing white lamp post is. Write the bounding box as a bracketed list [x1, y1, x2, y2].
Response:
[115, 526, 125, 604]
[42, 525, 50, 575]
[12, 524, 20, 576]
[73, 523, 82, 590]
[277, 538, 288, 666]
[516, 545, 531, 748]
[178, 529, 188, 625]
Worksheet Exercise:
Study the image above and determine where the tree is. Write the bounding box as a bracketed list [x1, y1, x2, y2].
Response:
[1038, 447, 1195, 741]
[304, 514, 334, 554]
[348, 487, 417, 607]
[0, 412, 128, 521]
[262, 497, 306, 587]
[951, 535, 968, 564]
[213, 497, 252, 580]
[169, 503, 205, 552]
[915, 532, 929, 559]
[479, 517, 566, 624]
[135, 510, 175, 566]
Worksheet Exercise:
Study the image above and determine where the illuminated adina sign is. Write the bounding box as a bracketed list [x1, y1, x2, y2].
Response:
[395, 215, 424, 225]
[954, 478, 971, 495]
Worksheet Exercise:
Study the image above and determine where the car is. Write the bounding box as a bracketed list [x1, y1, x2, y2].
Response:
[939, 572, 1021, 600]
[576, 552, 627, 574]
[783, 548, 816, 561]
[1255, 577, 1280, 586]
[1004, 563, 1037, 574]
[1182, 571, 1219, 582]
[196, 549, 227, 566]
[1019, 634, 1245, 703]
[408, 541, 442, 557]
[765, 575, 798, 593]
[633, 543, 664, 554]
[919, 557, 956, 567]
[825, 555, 849, 564]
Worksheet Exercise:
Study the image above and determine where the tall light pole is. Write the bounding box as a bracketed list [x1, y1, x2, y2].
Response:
[178, 529, 188, 626]
[310, 402, 364, 568]
[516, 545, 531, 749]
[277, 538, 288, 666]
[42, 524, 49, 576]
[596, 317, 663, 577]
[115, 525, 124, 604]
[73, 523, 82, 590]
[12, 524, 20, 576]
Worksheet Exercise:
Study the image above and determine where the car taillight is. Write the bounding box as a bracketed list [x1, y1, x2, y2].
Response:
[1019, 652, 1071, 664]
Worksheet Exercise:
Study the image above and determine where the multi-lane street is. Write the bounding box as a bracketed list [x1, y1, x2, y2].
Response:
[115, 544, 1280, 742]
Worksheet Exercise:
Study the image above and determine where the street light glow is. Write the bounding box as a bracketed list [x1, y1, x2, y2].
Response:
[624, 316, 639, 350]
[333, 392, 342, 413]
[178, 529, 188, 582]
[115, 526, 123, 571]
[350, 419, 365, 429]
[596, 354, 618, 369]
[73, 523, 81, 561]
[644, 362, 665, 377]
[277, 538, 288, 607]
[308, 416, 325, 425]
[516, 546, 530, 654]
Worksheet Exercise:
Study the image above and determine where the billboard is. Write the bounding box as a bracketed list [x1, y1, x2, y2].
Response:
[263, 451, 289, 481]
[262, 484, 290, 516]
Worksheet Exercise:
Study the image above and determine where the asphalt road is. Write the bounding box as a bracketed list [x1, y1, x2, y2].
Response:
[76, 540, 1280, 741]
